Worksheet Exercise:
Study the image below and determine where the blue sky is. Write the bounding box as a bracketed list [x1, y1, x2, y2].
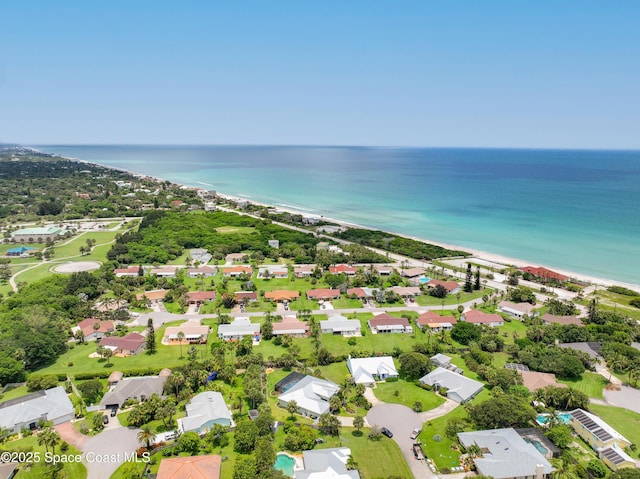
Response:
[1, 1, 638, 148]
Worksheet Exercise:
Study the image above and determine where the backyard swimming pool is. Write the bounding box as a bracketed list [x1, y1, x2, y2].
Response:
[536, 412, 571, 425]
[274, 453, 295, 477]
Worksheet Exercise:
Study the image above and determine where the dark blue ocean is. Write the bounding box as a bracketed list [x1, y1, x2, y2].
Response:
[35, 145, 640, 285]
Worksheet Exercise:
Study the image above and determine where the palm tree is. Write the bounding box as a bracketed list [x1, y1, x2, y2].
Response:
[104, 348, 113, 367]
[550, 456, 579, 479]
[137, 425, 156, 449]
[286, 400, 298, 419]
[177, 330, 185, 358]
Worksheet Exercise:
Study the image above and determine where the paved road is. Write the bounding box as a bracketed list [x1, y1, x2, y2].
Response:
[367, 403, 434, 479]
[82, 423, 142, 479]
[603, 385, 640, 414]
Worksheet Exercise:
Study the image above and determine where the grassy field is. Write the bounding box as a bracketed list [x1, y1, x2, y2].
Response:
[373, 379, 446, 412]
[589, 404, 640, 458]
[415, 288, 491, 307]
[216, 226, 256, 234]
[0, 384, 29, 402]
[1, 435, 87, 479]
[559, 371, 607, 399]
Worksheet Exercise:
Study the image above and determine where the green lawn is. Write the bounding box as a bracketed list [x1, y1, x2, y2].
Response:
[419, 405, 466, 471]
[0, 385, 30, 402]
[559, 371, 607, 399]
[1, 434, 87, 479]
[216, 226, 256, 235]
[373, 379, 446, 412]
[589, 404, 640, 458]
[54, 231, 120, 258]
[415, 288, 491, 307]
[332, 297, 363, 309]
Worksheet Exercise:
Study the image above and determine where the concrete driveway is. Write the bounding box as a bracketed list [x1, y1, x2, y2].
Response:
[83, 426, 142, 479]
[367, 403, 435, 479]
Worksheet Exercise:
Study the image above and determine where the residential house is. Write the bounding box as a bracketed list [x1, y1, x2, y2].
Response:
[265, 290, 300, 302]
[11, 226, 62, 243]
[278, 375, 340, 419]
[387, 286, 421, 298]
[186, 291, 216, 305]
[268, 239, 280, 249]
[416, 311, 457, 331]
[558, 342, 601, 361]
[258, 265, 289, 279]
[187, 266, 217, 277]
[498, 301, 538, 320]
[113, 266, 141, 277]
[297, 448, 360, 479]
[373, 264, 394, 275]
[568, 409, 635, 471]
[430, 353, 452, 368]
[519, 266, 569, 282]
[225, 253, 248, 263]
[217, 318, 260, 341]
[100, 374, 169, 409]
[272, 316, 309, 338]
[221, 266, 253, 277]
[426, 279, 461, 294]
[100, 333, 146, 356]
[178, 392, 232, 434]
[461, 309, 504, 327]
[400, 267, 427, 285]
[346, 287, 376, 301]
[136, 289, 167, 305]
[519, 371, 566, 392]
[346, 356, 398, 386]
[294, 265, 317, 278]
[368, 314, 412, 334]
[0, 462, 18, 479]
[420, 367, 484, 403]
[149, 266, 182, 278]
[320, 315, 361, 336]
[329, 264, 358, 276]
[156, 456, 221, 479]
[541, 313, 583, 326]
[0, 387, 74, 435]
[234, 291, 258, 303]
[108, 371, 123, 387]
[163, 322, 210, 344]
[77, 318, 115, 341]
[189, 248, 212, 264]
[458, 428, 554, 479]
[306, 289, 342, 300]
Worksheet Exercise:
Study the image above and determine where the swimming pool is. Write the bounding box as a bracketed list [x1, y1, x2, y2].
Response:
[274, 453, 295, 477]
[526, 439, 549, 455]
[419, 277, 432, 284]
[536, 413, 571, 425]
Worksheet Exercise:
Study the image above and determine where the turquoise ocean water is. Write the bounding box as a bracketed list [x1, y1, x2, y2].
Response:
[35, 145, 640, 284]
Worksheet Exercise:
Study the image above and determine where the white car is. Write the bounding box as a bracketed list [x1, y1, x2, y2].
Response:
[410, 428, 421, 440]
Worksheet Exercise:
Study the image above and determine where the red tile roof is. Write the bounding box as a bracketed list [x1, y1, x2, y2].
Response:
[264, 290, 300, 301]
[518, 266, 569, 281]
[136, 289, 168, 301]
[234, 291, 257, 300]
[427, 279, 461, 292]
[221, 266, 253, 275]
[330, 264, 358, 274]
[347, 288, 368, 299]
[100, 332, 145, 352]
[78, 318, 115, 337]
[113, 266, 140, 275]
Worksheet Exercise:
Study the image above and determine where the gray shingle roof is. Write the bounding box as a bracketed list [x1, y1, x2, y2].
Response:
[420, 367, 484, 403]
[178, 391, 232, 433]
[0, 387, 73, 430]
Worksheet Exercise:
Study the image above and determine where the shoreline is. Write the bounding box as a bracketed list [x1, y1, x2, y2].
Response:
[34, 148, 640, 290]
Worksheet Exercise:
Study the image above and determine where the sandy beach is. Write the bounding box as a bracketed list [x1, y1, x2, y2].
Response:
[42, 149, 640, 291]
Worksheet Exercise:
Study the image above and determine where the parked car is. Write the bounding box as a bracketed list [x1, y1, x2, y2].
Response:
[110, 408, 117, 417]
[410, 428, 421, 440]
[103, 415, 109, 425]
[381, 427, 393, 438]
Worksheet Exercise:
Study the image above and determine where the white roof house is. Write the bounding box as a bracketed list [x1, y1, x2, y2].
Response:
[296, 448, 360, 479]
[320, 315, 361, 337]
[258, 265, 289, 278]
[346, 356, 398, 385]
[498, 301, 538, 320]
[0, 387, 74, 435]
[420, 367, 484, 403]
[217, 318, 260, 341]
[278, 375, 340, 419]
[458, 428, 554, 479]
[178, 391, 232, 435]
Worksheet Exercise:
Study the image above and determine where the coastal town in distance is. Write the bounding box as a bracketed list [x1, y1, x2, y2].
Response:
[1, 147, 640, 479]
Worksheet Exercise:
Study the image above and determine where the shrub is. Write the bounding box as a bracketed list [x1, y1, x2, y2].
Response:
[586, 459, 607, 478]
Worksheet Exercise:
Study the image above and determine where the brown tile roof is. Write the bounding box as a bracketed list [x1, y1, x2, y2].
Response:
[520, 371, 566, 392]
[187, 291, 217, 302]
[369, 314, 410, 327]
[136, 289, 167, 301]
[306, 289, 342, 299]
[401, 267, 425, 277]
[156, 455, 221, 479]
[542, 313, 583, 326]
[272, 317, 309, 333]
[78, 318, 115, 337]
[347, 288, 368, 299]
[427, 279, 461, 292]
[100, 332, 145, 352]
[416, 311, 457, 327]
[264, 290, 300, 301]
[234, 291, 257, 300]
[221, 266, 253, 275]
[113, 266, 140, 275]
